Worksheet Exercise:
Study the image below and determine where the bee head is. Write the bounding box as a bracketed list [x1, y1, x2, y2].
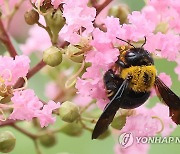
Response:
[124, 48, 154, 67]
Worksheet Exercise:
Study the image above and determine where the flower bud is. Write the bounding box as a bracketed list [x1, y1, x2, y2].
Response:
[59, 101, 80, 123]
[111, 115, 126, 130]
[39, 133, 56, 147]
[0, 131, 16, 153]
[24, 10, 39, 25]
[65, 45, 84, 63]
[61, 122, 83, 136]
[43, 46, 63, 67]
[45, 9, 65, 43]
[98, 130, 111, 140]
[108, 4, 129, 24]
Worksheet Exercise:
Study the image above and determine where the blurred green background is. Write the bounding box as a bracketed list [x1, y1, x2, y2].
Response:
[1, 0, 180, 154]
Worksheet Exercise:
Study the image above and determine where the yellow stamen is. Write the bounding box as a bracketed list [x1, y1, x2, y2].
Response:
[152, 116, 164, 134]
[13, 77, 28, 92]
[2, 69, 12, 82]
[0, 108, 7, 121]
[65, 60, 85, 88]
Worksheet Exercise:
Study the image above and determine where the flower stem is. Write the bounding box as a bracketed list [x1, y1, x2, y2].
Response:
[11, 124, 38, 139]
[0, 19, 18, 58]
[14, 60, 46, 88]
[96, 0, 113, 16]
[34, 140, 42, 154]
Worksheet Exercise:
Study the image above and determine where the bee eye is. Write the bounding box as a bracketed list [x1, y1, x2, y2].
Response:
[127, 52, 136, 57]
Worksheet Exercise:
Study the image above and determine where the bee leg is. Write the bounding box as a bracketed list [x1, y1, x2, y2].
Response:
[104, 69, 123, 99]
[115, 60, 126, 68]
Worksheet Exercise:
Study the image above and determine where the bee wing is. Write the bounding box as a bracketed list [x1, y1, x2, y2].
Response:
[154, 77, 180, 124]
[92, 79, 129, 139]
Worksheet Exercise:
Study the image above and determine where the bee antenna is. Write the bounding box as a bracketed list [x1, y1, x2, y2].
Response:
[116, 37, 136, 48]
[141, 36, 147, 48]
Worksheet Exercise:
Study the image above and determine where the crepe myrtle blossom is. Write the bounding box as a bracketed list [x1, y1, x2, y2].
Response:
[0, 55, 60, 127]
[112, 104, 175, 154]
[122, 104, 176, 137]
[59, 0, 96, 44]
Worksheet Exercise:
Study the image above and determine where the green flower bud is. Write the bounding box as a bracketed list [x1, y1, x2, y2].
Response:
[59, 101, 80, 123]
[154, 22, 169, 34]
[24, 10, 39, 25]
[45, 9, 65, 43]
[98, 130, 111, 140]
[111, 115, 126, 130]
[108, 4, 129, 24]
[43, 46, 63, 67]
[39, 133, 56, 147]
[0, 131, 16, 153]
[61, 122, 83, 136]
[65, 45, 84, 63]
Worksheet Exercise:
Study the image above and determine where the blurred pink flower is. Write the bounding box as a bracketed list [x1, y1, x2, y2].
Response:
[0, 55, 30, 85]
[73, 94, 92, 107]
[20, 18, 51, 55]
[136, 104, 176, 136]
[45, 82, 60, 100]
[150, 103, 176, 136]
[175, 57, 180, 80]
[121, 114, 158, 137]
[114, 143, 150, 154]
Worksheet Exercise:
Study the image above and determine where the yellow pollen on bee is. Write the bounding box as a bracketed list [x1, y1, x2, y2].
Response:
[120, 65, 157, 92]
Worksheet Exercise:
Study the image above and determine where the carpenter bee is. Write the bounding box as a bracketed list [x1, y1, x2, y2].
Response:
[92, 37, 180, 139]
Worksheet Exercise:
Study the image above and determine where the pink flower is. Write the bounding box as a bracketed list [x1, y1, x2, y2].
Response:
[134, 104, 176, 136]
[20, 18, 51, 55]
[0, 55, 30, 85]
[51, 0, 64, 9]
[150, 104, 176, 136]
[144, 33, 180, 61]
[114, 143, 150, 154]
[151, 72, 172, 97]
[9, 89, 60, 127]
[45, 82, 60, 100]
[9, 89, 43, 121]
[35, 100, 60, 127]
[121, 114, 158, 137]
[73, 94, 92, 107]
[175, 57, 180, 80]
[76, 28, 119, 109]
[59, 0, 96, 44]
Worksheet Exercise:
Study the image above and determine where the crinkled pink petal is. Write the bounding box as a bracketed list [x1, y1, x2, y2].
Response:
[9, 89, 43, 121]
[35, 101, 60, 127]
[0, 55, 30, 85]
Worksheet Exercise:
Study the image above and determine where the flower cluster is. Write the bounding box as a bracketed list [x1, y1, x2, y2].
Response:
[0, 55, 60, 127]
